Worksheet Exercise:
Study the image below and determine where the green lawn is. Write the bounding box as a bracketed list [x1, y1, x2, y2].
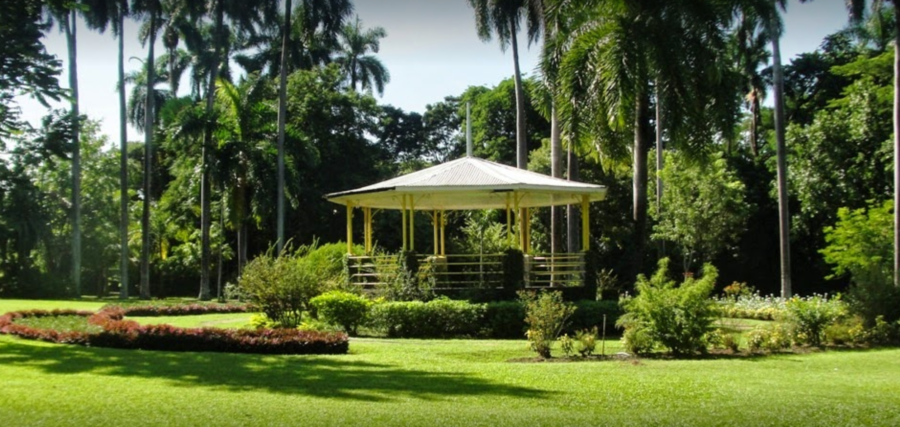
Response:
[2, 300, 899, 426]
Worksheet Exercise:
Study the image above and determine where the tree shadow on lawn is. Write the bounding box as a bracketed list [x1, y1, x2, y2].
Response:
[0, 339, 547, 402]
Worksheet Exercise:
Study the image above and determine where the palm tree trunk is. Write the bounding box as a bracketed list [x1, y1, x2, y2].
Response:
[750, 91, 760, 158]
[276, 0, 291, 253]
[894, 3, 900, 288]
[118, 13, 129, 300]
[550, 103, 562, 255]
[770, 24, 792, 298]
[655, 84, 664, 260]
[510, 15, 527, 170]
[140, 14, 156, 300]
[633, 86, 651, 275]
[199, 3, 224, 301]
[65, 10, 81, 298]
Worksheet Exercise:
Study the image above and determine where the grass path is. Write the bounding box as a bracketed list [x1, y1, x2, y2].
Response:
[2, 299, 899, 426]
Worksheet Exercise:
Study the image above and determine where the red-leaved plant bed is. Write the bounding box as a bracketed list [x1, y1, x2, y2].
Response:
[0, 307, 348, 355]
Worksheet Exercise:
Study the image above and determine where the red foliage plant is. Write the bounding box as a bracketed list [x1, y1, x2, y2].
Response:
[0, 306, 348, 355]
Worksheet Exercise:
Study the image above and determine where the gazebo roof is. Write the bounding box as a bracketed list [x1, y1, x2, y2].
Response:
[325, 156, 607, 210]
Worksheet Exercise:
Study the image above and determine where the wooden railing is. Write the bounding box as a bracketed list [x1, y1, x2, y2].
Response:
[524, 253, 585, 288]
[347, 252, 586, 290]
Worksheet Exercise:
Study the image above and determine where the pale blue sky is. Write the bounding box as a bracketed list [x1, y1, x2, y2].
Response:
[18, 0, 853, 142]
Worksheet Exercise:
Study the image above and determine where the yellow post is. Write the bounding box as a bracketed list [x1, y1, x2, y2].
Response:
[525, 208, 531, 254]
[440, 210, 446, 256]
[432, 211, 438, 255]
[365, 207, 372, 254]
[346, 202, 354, 255]
[513, 193, 522, 251]
[401, 195, 407, 251]
[505, 193, 512, 245]
[410, 197, 415, 251]
[582, 195, 590, 252]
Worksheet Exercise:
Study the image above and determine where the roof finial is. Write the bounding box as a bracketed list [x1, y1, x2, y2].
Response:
[466, 101, 473, 157]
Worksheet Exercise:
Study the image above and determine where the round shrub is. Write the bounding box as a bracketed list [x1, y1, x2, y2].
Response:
[238, 250, 322, 328]
[310, 291, 371, 336]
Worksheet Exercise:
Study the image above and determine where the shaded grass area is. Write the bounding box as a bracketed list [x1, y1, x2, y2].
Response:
[13, 315, 102, 334]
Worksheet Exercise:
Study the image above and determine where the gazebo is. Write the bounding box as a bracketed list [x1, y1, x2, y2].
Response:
[325, 154, 606, 289]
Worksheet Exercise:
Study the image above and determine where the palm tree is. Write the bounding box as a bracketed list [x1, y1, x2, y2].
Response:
[132, 0, 165, 299]
[199, 0, 269, 300]
[81, 0, 131, 299]
[733, 11, 770, 158]
[274, 0, 353, 252]
[335, 16, 390, 96]
[45, 0, 82, 297]
[553, 0, 737, 276]
[467, 0, 542, 170]
[160, 0, 204, 98]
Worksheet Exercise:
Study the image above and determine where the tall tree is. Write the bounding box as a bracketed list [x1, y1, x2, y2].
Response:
[46, 0, 83, 297]
[467, 0, 542, 170]
[732, 10, 770, 157]
[335, 16, 390, 96]
[554, 0, 737, 276]
[133, 0, 164, 299]
[200, 0, 268, 300]
[81, 0, 131, 298]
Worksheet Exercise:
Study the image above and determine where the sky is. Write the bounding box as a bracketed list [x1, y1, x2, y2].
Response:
[17, 0, 853, 143]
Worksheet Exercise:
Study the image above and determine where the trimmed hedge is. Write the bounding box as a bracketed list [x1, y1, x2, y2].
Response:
[368, 298, 485, 338]
[367, 299, 621, 339]
[0, 306, 348, 355]
[107, 302, 252, 317]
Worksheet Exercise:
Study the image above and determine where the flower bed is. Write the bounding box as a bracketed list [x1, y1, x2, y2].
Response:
[0, 306, 348, 355]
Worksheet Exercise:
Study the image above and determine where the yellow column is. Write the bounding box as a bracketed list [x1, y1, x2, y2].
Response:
[525, 208, 531, 254]
[346, 203, 354, 255]
[514, 194, 522, 251]
[432, 211, 438, 255]
[409, 197, 415, 251]
[365, 207, 372, 254]
[440, 211, 446, 256]
[401, 195, 407, 251]
[505, 194, 512, 245]
[582, 195, 590, 252]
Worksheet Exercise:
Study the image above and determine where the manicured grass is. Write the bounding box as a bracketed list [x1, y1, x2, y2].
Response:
[13, 315, 102, 334]
[0, 299, 106, 314]
[2, 300, 899, 426]
[127, 312, 257, 329]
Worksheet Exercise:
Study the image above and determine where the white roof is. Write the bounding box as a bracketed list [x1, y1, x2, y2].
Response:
[325, 156, 606, 210]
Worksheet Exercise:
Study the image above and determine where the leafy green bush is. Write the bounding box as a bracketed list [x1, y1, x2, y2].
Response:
[822, 200, 900, 325]
[484, 301, 526, 338]
[238, 249, 322, 328]
[783, 295, 846, 347]
[746, 324, 792, 353]
[575, 327, 598, 357]
[706, 328, 740, 353]
[520, 291, 575, 358]
[310, 291, 371, 336]
[367, 297, 486, 338]
[617, 259, 718, 356]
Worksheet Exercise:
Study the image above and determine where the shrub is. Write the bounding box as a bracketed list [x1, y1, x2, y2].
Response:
[310, 291, 371, 336]
[238, 248, 322, 328]
[575, 327, 598, 357]
[617, 259, 718, 356]
[621, 326, 654, 354]
[373, 251, 434, 302]
[105, 302, 251, 317]
[484, 301, 526, 338]
[367, 298, 486, 338]
[559, 334, 575, 357]
[747, 324, 792, 353]
[783, 295, 846, 347]
[822, 200, 900, 325]
[707, 328, 740, 353]
[520, 291, 575, 358]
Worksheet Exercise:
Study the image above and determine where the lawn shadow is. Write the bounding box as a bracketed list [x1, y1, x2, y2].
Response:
[0, 338, 547, 402]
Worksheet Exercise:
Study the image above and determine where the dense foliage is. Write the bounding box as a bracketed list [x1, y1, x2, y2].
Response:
[617, 259, 718, 355]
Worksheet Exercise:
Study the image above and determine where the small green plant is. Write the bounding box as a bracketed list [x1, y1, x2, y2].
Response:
[559, 334, 574, 357]
[617, 259, 718, 356]
[783, 295, 846, 347]
[575, 327, 598, 357]
[310, 291, 371, 336]
[747, 324, 792, 353]
[519, 291, 576, 358]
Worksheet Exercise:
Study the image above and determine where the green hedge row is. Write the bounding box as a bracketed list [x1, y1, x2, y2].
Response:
[362, 299, 620, 339]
